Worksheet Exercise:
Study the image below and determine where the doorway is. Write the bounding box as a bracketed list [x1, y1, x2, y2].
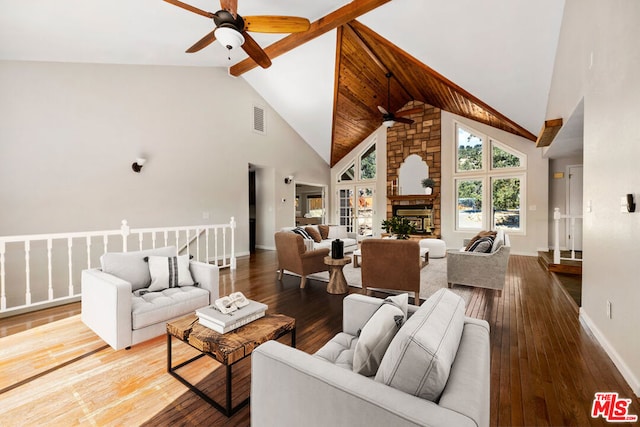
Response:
[295, 183, 326, 226]
[336, 185, 375, 239]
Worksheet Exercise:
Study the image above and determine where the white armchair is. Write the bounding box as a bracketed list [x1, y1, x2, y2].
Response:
[81, 246, 219, 350]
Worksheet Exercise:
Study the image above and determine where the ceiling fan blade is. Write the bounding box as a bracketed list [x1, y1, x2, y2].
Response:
[243, 16, 311, 33]
[186, 30, 217, 53]
[377, 105, 389, 115]
[241, 32, 272, 69]
[163, 0, 214, 18]
[219, 0, 238, 17]
[395, 117, 414, 125]
[395, 107, 422, 117]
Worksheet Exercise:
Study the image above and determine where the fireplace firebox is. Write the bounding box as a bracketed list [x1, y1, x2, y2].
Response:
[392, 205, 434, 234]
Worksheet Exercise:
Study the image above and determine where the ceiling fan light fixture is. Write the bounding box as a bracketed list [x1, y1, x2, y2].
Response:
[383, 119, 396, 128]
[215, 27, 245, 50]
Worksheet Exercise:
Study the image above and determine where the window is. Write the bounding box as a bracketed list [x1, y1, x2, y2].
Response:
[456, 179, 483, 230]
[360, 144, 376, 180]
[456, 125, 484, 172]
[454, 122, 526, 233]
[307, 196, 323, 217]
[492, 176, 521, 230]
[491, 141, 524, 169]
[340, 163, 355, 182]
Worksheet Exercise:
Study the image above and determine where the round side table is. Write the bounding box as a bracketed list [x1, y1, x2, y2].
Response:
[324, 256, 352, 294]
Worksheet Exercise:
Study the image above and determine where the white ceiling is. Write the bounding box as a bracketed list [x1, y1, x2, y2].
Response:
[0, 0, 566, 164]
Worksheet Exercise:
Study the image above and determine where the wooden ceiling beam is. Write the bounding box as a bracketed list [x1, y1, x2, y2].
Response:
[535, 118, 563, 147]
[229, 0, 391, 76]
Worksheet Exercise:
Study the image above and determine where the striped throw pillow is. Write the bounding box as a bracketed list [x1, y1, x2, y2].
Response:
[146, 255, 195, 291]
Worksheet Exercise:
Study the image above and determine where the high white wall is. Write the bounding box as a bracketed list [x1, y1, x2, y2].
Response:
[0, 61, 329, 254]
[546, 0, 640, 395]
[441, 112, 549, 255]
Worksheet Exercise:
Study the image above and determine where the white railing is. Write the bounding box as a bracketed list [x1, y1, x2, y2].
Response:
[553, 208, 582, 264]
[0, 217, 236, 315]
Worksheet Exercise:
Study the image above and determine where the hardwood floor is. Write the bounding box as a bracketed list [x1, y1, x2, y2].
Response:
[1, 250, 638, 426]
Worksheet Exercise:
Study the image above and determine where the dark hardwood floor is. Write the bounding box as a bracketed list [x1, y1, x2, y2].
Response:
[1, 250, 638, 426]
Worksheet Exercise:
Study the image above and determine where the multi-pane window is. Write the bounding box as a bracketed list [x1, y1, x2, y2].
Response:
[360, 144, 376, 180]
[340, 163, 355, 182]
[454, 123, 525, 232]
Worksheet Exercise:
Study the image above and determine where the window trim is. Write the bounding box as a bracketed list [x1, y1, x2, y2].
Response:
[453, 120, 527, 235]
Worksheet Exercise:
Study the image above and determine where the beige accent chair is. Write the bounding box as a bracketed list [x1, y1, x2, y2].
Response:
[361, 238, 421, 303]
[275, 231, 330, 289]
[446, 230, 511, 291]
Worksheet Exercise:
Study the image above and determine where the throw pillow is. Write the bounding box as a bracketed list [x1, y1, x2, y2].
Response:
[146, 255, 195, 292]
[100, 246, 177, 291]
[292, 227, 312, 240]
[375, 288, 465, 402]
[469, 236, 494, 253]
[305, 226, 322, 243]
[327, 225, 348, 239]
[353, 294, 408, 376]
[318, 224, 330, 240]
[464, 230, 497, 251]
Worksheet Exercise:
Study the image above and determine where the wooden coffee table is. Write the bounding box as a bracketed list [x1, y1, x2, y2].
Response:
[167, 313, 295, 416]
[324, 256, 352, 294]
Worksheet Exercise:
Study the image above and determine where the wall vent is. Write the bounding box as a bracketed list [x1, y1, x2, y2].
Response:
[253, 105, 266, 135]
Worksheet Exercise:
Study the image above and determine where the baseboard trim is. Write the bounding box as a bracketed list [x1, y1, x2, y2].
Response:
[580, 308, 640, 397]
[256, 245, 276, 251]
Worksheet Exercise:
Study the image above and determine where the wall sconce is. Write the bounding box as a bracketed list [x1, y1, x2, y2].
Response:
[284, 175, 294, 184]
[132, 158, 147, 173]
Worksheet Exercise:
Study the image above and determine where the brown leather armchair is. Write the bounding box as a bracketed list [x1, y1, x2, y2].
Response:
[274, 232, 330, 289]
[361, 238, 421, 303]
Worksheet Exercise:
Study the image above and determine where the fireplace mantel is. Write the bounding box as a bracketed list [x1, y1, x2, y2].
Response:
[388, 194, 439, 204]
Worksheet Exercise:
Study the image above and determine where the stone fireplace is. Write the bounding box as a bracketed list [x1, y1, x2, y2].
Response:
[386, 101, 442, 238]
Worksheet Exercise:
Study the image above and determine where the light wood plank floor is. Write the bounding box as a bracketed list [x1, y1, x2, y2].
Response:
[1, 251, 638, 426]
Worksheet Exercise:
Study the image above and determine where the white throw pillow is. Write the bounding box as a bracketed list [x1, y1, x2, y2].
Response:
[374, 289, 465, 401]
[353, 294, 408, 376]
[327, 225, 349, 239]
[100, 246, 176, 291]
[147, 255, 195, 292]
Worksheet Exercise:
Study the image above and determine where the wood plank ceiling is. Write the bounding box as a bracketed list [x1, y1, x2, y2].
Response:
[330, 20, 537, 166]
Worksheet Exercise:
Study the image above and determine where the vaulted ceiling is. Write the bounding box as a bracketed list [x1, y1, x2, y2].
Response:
[330, 20, 537, 166]
[0, 0, 566, 165]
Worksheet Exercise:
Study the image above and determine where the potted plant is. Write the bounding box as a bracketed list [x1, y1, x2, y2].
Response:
[421, 177, 436, 195]
[381, 216, 416, 240]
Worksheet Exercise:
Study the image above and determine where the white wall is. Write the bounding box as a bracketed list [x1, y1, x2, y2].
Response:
[545, 0, 640, 395]
[0, 61, 329, 306]
[441, 112, 549, 255]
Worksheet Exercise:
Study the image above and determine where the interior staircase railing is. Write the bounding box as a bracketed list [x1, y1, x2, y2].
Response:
[553, 207, 583, 264]
[0, 217, 236, 316]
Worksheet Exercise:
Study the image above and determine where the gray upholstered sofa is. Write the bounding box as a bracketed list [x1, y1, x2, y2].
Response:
[81, 246, 219, 350]
[251, 290, 490, 427]
[447, 229, 511, 291]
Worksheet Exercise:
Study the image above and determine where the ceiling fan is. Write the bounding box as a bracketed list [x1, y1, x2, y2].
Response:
[163, 0, 310, 69]
[378, 72, 421, 127]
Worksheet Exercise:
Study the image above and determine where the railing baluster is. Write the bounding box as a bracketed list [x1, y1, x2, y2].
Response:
[86, 236, 91, 269]
[1, 241, 6, 311]
[103, 234, 108, 255]
[230, 217, 236, 270]
[138, 232, 144, 251]
[186, 229, 190, 257]
[205, 229, 210, 263]
[47, 239, 53, 301]
[175, 230, 180, 254]
[196, 229, 201, 261]
[68, 238, 74, 297]
[214, 228, 219, 266]
[164, 231, 168, 247]
[223, 227, 227, 268]
[25, 241, 31, 306]
[152, 232, 157, 249]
